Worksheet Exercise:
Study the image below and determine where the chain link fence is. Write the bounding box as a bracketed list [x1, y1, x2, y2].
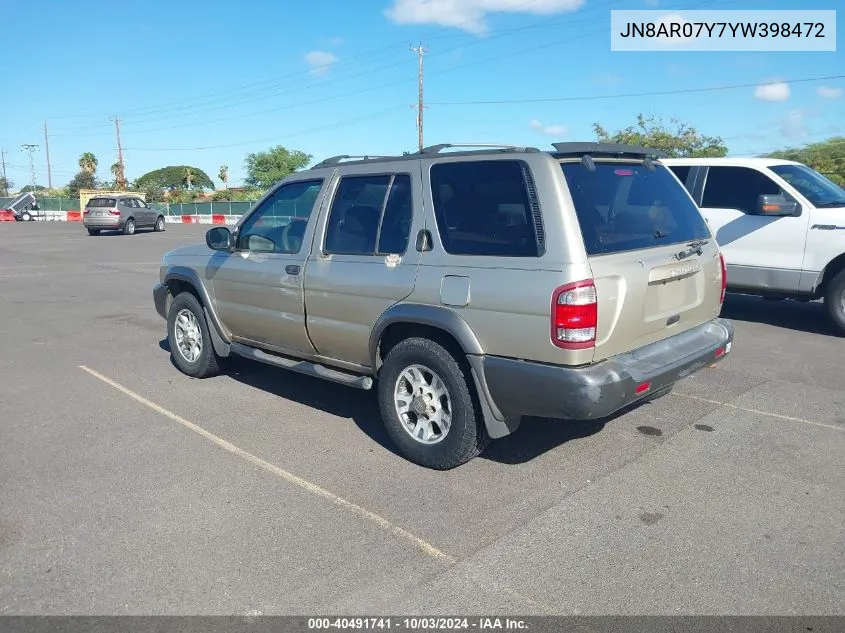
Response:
[2, 197, 256, 216]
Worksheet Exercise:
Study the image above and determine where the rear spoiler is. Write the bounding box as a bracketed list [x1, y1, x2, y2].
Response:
[550, 142, 666, 172]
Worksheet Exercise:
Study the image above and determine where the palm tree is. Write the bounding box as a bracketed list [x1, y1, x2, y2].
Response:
[79, 152, 98, 174]
[111, 161, 126, 190]
[183, 167, 194, 189]
[218, 165, 229, 189]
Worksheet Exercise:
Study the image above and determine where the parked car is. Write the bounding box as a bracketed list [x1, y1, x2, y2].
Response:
[153, 142, 733, 469]
[663, 157, 845, 334]
[83, 194, 165, 236]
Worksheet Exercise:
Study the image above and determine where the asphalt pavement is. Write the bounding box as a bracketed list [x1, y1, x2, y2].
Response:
[0, 222, 842, 615]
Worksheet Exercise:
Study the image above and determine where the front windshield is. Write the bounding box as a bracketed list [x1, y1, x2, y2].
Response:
[770, 164, 845, 207]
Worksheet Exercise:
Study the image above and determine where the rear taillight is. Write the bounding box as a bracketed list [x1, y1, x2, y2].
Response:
[108, 209, 120, 216]
[551, 279, 597, 349]
[719, 253, 727, 304]
[83, 210, 90, 215]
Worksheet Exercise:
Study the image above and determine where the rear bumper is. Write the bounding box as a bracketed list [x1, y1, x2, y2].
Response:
[83, 217, 121, 228]
[482, 318, 734, 421]
[153, 283, 168, 319]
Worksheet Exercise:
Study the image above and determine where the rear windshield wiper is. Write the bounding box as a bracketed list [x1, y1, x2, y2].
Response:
[675, 239, 709, 259]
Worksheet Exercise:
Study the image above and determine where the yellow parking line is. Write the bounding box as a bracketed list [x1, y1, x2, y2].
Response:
[672, 392, 844, 432]
[78, 364, 456, 564]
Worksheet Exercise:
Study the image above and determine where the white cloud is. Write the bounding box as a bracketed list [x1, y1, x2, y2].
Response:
[754, 81, 790, 102]
[529, 119, 568, 136]
[385, 0, 585, 35]
[305, 51, 338, 76]
[328, 37, 345, 47]
[817, 86, 843, 99]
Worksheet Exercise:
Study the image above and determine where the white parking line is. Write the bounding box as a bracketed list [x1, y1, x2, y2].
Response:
[672, 392, 844, 432]
[77, 364, 457, 564]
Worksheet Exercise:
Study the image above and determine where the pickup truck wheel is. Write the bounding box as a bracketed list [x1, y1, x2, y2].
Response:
[167, 292, 221, 378]
[825, 269, 845, 335]
[377, 337, 489, 470]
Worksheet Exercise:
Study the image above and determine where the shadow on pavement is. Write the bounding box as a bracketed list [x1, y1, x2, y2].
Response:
[185, 352, 610, 467]
[721, 293, 840, 336]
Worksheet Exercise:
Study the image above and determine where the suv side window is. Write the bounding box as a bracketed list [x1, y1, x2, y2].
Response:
[668, 165, 692, 187]
[430, 160, 541, 257]
[236, 179, 324, 253]
[325, 174, 413, 256]
[702, 166, 784, 214]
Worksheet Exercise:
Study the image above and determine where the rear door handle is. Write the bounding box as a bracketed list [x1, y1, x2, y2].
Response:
[285, 264, 300, 275]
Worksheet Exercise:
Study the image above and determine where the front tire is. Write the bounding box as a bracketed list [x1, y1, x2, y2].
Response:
[154, 215, 165, 232]
[377, 337, 489, 470]
[123, 218, 136, 235]
[167, 292, 221, 378]
[825, 269, 845, 335]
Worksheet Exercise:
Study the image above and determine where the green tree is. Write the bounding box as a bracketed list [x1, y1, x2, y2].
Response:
[244, 145, 311, 189]
[79, 152, 98, 174]
[218, 164, 229, 189]
[593, 114, 728, 158]
[67, 171, 98, 197]
[135, 166, 214, 192]
[764, 136, 845, 187]
[0, 176, 12, 196]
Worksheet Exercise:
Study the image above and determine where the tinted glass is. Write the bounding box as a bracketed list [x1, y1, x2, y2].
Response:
[87, 198, 116, 207]
[770, 164, 845, 207]
[560, 161, 710, 255]
[430, 160, 540, 257]
[236, 179, 323, 253]
[325, 175, 390, 255]
[668, 165, 692, 187]
[701, 166, 783, 214]
[377, 175, 413, 254]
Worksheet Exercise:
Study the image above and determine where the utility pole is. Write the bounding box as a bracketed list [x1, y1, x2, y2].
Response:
[20, 144, 39, 193]
[43, 121, 53, 189]
[410, 42, 428, 152]
[111, 116, 126, 189]
[1, 149, 8, 196]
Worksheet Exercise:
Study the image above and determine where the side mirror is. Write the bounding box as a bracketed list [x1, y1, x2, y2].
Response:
[757, 194, 799, 217]
[206, 226, 233, 251]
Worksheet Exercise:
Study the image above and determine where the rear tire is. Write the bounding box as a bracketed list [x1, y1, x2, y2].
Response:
[154, 215, 165, 232]
[123, 218, 136, 235]
[21, 211, 31, 222]
[824, 269, 845, 335]
[167, 292, 221, 378]
[377, 337, 489, 470]
[87, 228, 100, 236]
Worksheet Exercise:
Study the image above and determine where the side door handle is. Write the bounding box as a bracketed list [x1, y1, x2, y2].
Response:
[285, 264, 301, 275]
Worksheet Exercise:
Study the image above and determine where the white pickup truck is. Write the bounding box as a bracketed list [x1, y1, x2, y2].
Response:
[662, 157, 845, 334]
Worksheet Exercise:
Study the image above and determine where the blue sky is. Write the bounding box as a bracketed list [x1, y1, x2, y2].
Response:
[1, 0, 843, 189]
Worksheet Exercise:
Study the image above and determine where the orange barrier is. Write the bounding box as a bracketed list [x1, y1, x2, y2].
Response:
[182, 215, 197, 224]
[66, 211, 82, 222]
[212, 214, 226, 225]
[0, 210, 15, 222]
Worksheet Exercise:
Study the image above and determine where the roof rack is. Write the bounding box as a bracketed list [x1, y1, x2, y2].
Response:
[311, 154, 395, 169]
[551, 142, 667, 158]
[419, 143, 540, 155]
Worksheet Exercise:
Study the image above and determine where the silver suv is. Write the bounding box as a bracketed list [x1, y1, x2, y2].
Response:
[153, 142, 734, 469]
[83, 194, 165, 236]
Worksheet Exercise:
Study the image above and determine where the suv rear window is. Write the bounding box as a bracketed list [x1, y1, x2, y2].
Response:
[87, 198, 116, 207]
[560, 161, 710, 256]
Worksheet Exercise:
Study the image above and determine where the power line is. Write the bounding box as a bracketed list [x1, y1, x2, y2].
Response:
[20, 144, 39, 192]
[43, 0, 568, 123]
[1, 150, 8, 196]
[426, 74, 845, 105]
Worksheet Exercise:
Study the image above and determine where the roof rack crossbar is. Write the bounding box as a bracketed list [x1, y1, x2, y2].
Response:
[551, 142, 667, 158]
[419, 143, 540, 154]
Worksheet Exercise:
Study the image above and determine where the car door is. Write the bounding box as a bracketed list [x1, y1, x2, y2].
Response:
[207, 178, 328, 355]
[303, 167, 422, 367]
[135, 198, 154, 225]
[698, 165, 809, 292]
